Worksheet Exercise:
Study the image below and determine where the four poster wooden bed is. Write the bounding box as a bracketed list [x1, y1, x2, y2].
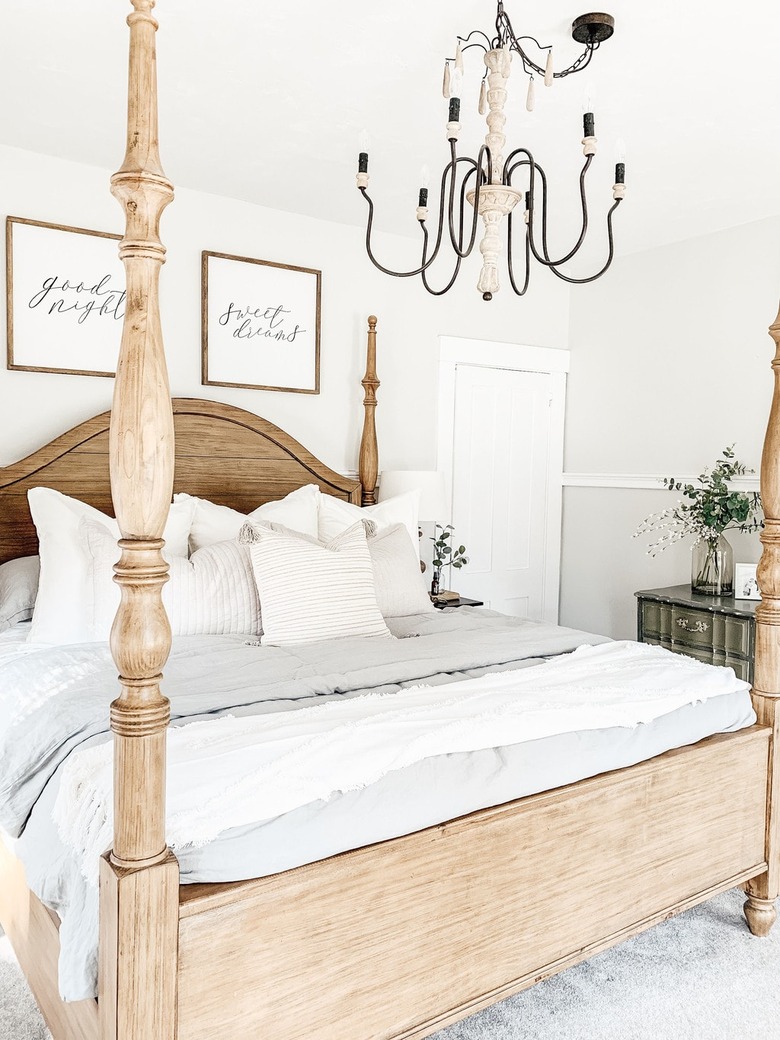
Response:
[2, 2, 780, 1039]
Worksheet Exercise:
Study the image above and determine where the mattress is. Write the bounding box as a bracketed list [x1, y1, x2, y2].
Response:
[0, 610, 757, 1000]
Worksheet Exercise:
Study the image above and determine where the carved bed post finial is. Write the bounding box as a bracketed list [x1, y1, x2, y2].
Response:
[360, 315, 380, 506]
[99, 5, 178, 1037]
[745, 301, 780, 936]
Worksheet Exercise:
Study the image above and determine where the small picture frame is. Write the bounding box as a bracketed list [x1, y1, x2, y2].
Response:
[201, 250, 321, 394]
[6, 216, 124, 378]
[734, 563, 761, 601]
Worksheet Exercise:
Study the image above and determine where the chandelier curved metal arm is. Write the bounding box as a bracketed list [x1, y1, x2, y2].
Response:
[506, 216, 532, 296]
[424, 161, 486, 296]
[355, 1, 624, 301]
[358, 141, 491, 286]
[505, 150, 600, 268]
[542, 201, 621, 285]
[446, 149, 490, 258]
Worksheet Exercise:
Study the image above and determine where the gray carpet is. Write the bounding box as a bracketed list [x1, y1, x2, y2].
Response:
[2, 888, 778, 1039]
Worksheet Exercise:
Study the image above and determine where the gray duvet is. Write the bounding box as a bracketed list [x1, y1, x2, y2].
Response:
[1, 609, 756, 1000]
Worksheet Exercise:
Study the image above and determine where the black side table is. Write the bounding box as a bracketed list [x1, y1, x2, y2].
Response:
[432, 596, 484, 610]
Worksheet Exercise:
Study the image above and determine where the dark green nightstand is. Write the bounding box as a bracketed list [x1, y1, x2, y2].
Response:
[635, 585, 758, 682]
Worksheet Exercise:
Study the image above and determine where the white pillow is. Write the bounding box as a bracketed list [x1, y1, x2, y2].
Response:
[368, 525, 434, 618]
[176, 486, 321, 553]
[0, 556, 40, 632]
[83, 521, 260, 641]
[27, 488, 195, 646]
[247, 521, 392, 646]
[318, 491, 420, 559]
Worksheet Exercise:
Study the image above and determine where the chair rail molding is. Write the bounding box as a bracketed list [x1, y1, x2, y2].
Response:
[562, 473, 761, 491]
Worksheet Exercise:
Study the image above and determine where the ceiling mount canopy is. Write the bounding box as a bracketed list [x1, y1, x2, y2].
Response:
[355, 2, 625, 301]
[571, 12, 615, 46]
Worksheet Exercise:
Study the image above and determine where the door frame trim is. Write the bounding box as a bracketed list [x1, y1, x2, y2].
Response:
[437, 337, 570, 623]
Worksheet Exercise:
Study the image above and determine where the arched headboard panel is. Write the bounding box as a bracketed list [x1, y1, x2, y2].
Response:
[0, 398, 361, 565]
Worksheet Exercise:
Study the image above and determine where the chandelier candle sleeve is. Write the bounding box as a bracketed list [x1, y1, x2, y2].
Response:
[357, 129, 370, 188]
[356, 2, 622, 299]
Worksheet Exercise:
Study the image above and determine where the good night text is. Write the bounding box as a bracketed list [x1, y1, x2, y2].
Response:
[28, 274, 125, 324]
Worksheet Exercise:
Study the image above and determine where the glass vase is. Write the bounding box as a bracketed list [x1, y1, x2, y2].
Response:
[691, 534, 733, 596]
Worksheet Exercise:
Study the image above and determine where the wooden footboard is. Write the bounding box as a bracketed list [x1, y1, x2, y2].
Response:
[0, 838, 98, 1040]
[174, 727, 770, 1040]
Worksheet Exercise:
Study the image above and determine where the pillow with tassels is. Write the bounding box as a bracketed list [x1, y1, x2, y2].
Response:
[240, 519, 392, 646]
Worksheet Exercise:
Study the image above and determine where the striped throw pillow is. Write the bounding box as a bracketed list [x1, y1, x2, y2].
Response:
[247, 521, 392, 646]
[82, 520, 261, 640]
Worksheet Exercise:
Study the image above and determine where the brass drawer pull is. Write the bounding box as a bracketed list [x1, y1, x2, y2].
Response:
[676, 617, 709, 633]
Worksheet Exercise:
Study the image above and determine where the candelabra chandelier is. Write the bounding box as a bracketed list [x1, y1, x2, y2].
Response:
[355, 3, 626, 301]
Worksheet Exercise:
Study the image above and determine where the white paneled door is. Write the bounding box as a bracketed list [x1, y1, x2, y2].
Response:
[441, 358, 566, 621]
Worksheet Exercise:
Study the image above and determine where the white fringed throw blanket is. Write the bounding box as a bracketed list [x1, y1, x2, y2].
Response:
[53, 640, 749, 886]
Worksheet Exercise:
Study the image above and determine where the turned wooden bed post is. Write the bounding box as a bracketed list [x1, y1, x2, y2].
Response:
[98, 2, 179, 1038]
[360, 315, 380, 505]
[745, 303, 780, 935]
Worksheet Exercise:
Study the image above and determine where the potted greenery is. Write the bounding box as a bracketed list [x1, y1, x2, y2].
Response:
[430, 523, 469, 597]
[634, 446, 763, 596]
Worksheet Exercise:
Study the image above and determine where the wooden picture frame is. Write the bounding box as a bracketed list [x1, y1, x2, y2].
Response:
[201, 250, 321, 394]
[6, 216, 123, 378]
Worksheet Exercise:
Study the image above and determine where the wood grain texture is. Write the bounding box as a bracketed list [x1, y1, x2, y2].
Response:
[360, 314, 380, 505]
[108, 0, 174, 872]
[0, 838, 98, 1040]
[0, 399, 361, 567]
[103, 4, 179, 1039]
[176, 728, 769, 1040]
[745, 298, 780, 932]
[99, 852, 179, 1040]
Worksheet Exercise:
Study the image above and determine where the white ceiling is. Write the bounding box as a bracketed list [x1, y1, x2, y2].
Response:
[2, 0, 780, 258]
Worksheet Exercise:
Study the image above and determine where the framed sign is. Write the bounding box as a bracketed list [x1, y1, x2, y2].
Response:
[735, 563, 760, 600]
[202, 250, 321, 394]
[6, 216, 124, 377]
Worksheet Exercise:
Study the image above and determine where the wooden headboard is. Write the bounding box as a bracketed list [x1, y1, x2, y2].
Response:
[0, 398, 361, 566]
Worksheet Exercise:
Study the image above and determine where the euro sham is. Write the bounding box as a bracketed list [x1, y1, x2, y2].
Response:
[27, 487, 195, 645]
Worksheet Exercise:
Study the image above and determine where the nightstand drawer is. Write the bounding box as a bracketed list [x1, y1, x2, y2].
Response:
[669, 607, 752, 659]
[669, 606, 715, 649]
[721, 616, 752, 658]
[636, 585, 756, 685]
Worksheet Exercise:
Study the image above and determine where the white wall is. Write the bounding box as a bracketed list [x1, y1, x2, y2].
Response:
[0, 144, 570, 477]
[561, 216, 780, 638]
[8, 144, 775, 642]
